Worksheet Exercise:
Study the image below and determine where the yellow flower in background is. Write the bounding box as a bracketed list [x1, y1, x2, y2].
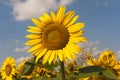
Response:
[86, 50, 120, 79]
[87, 50, 117, 67]
[17, 61, 32, 80]
[21, 75, 32, 80]
[86, 53, 101, 66]
[32, 66, 51, 77]
[65, 61, 79, 74]
[17, 61, 25, 75]
[98, 50, 117, 67]
[25, 5, 87, 64]
[1, 57, 16, 80]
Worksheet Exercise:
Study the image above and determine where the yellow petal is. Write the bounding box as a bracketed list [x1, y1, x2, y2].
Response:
[27, 29, 42, 33]
[68, 43, 82, 53]
[62, 11, 75, 26]
[25, 34, 41, 39]
[50, 11, 56, 22]
[42, 50, 52, 64]
[57, 50, 63, 61]
[52, 51, 57, 64]
[43, 13, 51, 20]
[33, 47, 44, 56]
[114, 65, 120, 69]
[27, 44, 42, 53]
[36, 48, 47, 62]
[68, 23, 84, 33]
[61, 50, 66, 62]
[69, 52, 76, 59]
[49, 51, 56, 64]
[56, 5, 66, 23]
[109, 60, 116, 66]
[63, 47, 73, 60]
[66, 15, 79, 27]
[68, 47, 76, 59]
[39, 13, 51, 24]
[27, 26, 42, 33]
[69, 36, 87, 43]
[7, 77, 12, 80]
[70, 30, 85, 36]
[28, 26, 41, 30]
[25, 39, 41, 45]
[31, 18, 45, 28]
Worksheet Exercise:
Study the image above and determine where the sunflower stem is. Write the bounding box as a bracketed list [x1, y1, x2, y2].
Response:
[60, 61, 66, 80]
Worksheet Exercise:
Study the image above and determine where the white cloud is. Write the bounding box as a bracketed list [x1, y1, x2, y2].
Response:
[16, 56, 25, 64]
[6, 0, 74, 21]
[115, 50, 120, 60]
[80, 40, 100, 48]
[16, 56, 32, 64]
[59, 0, 74, 6]
[14, 46, 29, 52]
[76, 41, 101, 65]
[80, 40, 101, 57]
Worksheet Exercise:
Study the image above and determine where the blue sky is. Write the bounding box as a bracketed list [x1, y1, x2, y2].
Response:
[0, 0, 120, 65]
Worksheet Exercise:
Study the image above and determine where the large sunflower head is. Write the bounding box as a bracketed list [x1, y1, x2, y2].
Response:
[1, 57, 16, 80]
[25, 5, 87, 64]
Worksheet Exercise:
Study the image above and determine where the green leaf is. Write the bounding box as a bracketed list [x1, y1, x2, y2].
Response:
[102, 70, 118, 80]
[0, 77, 2, 80]
[33, 76, 61, 80]
[33, 73, 61, 80]
[79, 66, 105, 73]
[74, 66, 118, 80]
[21, 57, 35, 75]
[13, 73, 21, 80]
[76, 66, 105, 78]
[20, 78, 29, 80]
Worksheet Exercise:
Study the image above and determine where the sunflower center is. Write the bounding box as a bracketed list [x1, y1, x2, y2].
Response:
[42, 23, 69, 50]
[47, 31, 59, 41]
[5, 64, 12, 76]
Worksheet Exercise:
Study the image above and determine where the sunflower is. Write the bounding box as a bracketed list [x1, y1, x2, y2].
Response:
[65, 61, 78, 74]
[32, 66, 51, 77]
[1, 57, 16, 80]
[25, 5, 87, 64]
[86, 50, 120, 80]
[16, 61, 25, 75]
[17, 61, 33, 80]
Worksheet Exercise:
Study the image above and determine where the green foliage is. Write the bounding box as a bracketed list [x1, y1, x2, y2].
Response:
[20, 78, 28, 80]
[33, 76, 61, 80]
[13, 73, 21, 80]
[37, 59, 59, 69]
[77, 66, 104, 78]
[21, 57, 36, 75]
[102, 70, 118, 80]
[73, 66, 118, 80]
[43, 62, 59, 69]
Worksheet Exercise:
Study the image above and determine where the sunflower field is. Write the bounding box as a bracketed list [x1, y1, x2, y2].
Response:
[0, 5, 119, 80]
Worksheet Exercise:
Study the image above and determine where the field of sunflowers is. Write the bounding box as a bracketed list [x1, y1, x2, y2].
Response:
[0, 5, 119, 80]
